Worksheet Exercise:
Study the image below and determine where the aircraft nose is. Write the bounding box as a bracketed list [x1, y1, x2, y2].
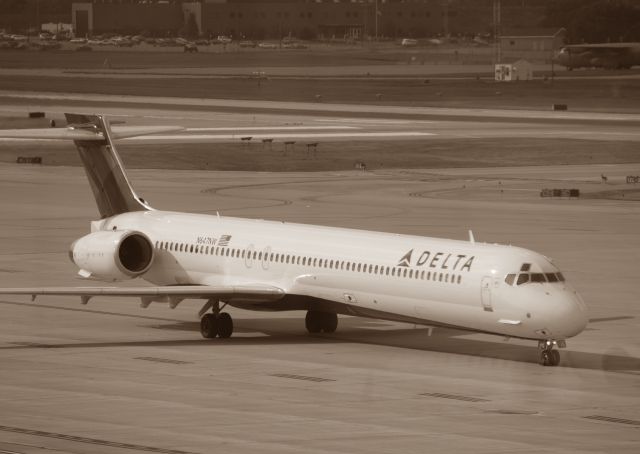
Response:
[556, 291, 589, 338]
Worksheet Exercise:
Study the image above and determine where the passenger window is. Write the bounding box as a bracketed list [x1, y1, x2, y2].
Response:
[505, 274, 516, 285]
[531, 273, 546, 283]
[545, 273, 558, 283]
[457, 275, 462, 284]
[517, 273, 529, 285]
[438, 273, 443, 282]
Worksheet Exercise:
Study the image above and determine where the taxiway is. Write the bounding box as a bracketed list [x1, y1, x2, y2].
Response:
[0, 159, 638, 453]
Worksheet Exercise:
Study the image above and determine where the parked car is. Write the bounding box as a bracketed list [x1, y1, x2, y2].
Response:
[183, 43, 198, 53]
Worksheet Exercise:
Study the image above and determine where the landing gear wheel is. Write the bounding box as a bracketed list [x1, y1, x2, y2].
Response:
[305, 311, 322, 333]
[200, 313, 219, 339]
[539, 350, 551, 366]
[538, 341, 561, 367]
[217, 312, 234, 339]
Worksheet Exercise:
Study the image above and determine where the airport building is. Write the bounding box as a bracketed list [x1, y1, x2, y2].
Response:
[71, 0, 548, 40]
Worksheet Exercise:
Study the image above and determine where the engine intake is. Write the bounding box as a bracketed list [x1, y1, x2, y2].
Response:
[70, 230, 154, 281]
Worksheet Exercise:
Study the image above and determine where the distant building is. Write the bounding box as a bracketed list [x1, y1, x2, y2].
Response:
[494, 59, 533, 82]
[500, 28, 566, 53]
[71, 0, 549, 40]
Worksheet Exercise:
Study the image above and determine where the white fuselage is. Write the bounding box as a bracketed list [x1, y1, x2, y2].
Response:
[89, 210, 588, 341]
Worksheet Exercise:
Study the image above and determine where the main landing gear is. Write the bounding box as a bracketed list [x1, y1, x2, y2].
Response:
[200, 300, 233, 339]
[305, 310, 338, 334]
[538, 340, 561, 366]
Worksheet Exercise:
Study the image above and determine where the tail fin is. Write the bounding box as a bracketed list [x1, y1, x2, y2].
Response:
[64, 113, 153, 219]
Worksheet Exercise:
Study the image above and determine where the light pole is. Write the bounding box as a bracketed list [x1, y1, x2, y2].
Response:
[375, 0, 378, 42]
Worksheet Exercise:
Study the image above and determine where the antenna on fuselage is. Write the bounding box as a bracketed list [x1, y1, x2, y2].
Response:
[468, 230, 475, 243]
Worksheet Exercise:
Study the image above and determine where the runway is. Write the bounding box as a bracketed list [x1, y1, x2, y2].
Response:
[1, 92, 640, 145]
[0, 160, 639, 453]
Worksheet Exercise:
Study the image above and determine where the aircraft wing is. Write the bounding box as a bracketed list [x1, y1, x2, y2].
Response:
[0, 284, 285, 312]
[0, 125, 184, 141]
[564, 43, 635, 55]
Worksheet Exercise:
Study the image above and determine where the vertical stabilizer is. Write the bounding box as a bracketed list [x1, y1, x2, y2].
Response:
[65, 113, 153, 219]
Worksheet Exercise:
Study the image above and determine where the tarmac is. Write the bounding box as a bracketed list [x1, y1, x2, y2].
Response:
[0, 97, 639, 453]
[0, 88, 640, 454]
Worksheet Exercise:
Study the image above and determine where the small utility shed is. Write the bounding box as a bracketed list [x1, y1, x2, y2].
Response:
[495, 59, 533, 81]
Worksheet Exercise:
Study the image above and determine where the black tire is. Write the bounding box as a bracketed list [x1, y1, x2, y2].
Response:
[322, 313, 338, 333]
[200, 313, 218, 339]
[539, 350, 550, 366]
[550, 349, 560, 366]
[217, 312, 234, 339]
[305, 311, 322, 333]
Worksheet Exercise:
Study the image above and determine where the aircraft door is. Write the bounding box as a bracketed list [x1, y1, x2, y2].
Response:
[481, 276, 493, 312]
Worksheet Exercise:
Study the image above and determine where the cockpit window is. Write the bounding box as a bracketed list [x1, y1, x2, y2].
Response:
[507, 270, 566, 286]
[531, 273, 546, 283]
[520, 263, 531, 272]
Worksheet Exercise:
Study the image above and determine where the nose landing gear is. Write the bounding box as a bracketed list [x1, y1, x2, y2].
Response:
[538, 340, 562, 366]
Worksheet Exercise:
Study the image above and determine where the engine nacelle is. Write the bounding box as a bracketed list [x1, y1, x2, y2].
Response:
[69, 230, 154, 281]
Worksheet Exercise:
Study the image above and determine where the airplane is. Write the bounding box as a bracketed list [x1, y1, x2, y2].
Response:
[554, 42, 640, 70]
[0, 113, 589, 366]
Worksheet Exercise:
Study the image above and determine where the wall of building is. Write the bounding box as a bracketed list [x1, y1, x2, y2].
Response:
[91, 2, 183, 35]
[201, 2, 445, 40]
[68, 0, 548, 40]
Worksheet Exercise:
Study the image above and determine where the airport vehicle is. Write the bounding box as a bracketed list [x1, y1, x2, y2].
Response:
[554, 42, 640, 70]
[0, 114, 588, 366]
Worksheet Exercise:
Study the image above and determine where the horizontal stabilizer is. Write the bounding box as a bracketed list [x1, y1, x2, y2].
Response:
[0, 125, 183, 141]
